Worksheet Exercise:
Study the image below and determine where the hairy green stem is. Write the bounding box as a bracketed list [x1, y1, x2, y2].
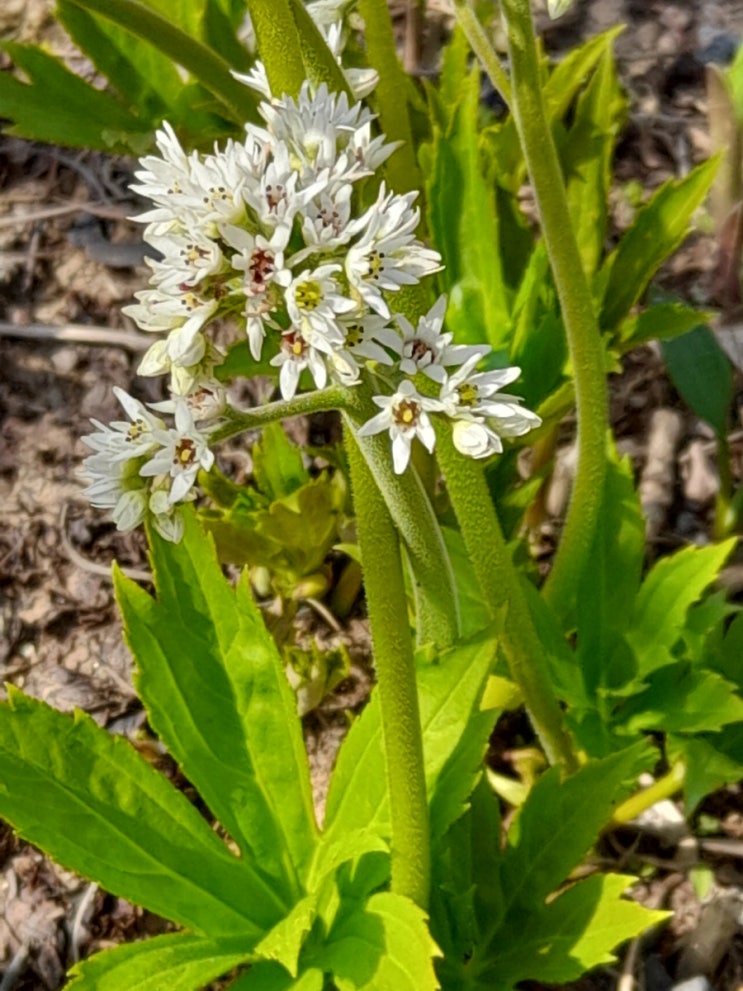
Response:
[357, 0, 422, 194]
[208, 387, 350, 445]
[65, 0, 258, 123]
[345, 428, 430, 908]
[498, 0, 609, 620]
[344, 383, 460, 649]
[247, 0, 306, 99]
[450, 0, 512, 110]
[435, 424, 579, 772]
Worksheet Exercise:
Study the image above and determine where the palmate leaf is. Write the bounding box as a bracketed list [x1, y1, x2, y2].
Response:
[66, 932, 254, 991]
[469, 745, 661, 988]
[476, 874, 667, 989]
[115, 508, 318, 902]
[0, 690, 284, 938]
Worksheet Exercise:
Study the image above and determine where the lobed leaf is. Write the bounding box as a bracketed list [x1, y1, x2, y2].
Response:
[0, 690, 283, 937]
[116, 508, 318, 899]
[626, 539, 737, 679]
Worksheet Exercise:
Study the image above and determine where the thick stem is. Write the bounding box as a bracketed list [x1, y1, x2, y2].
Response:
[450, 0, 512, 110]
[435, 424, 579, 773]
[496, 0, 609, 621]
[344, 383, 460, 649]
[247, 0, 305, 99]
[345, 427, 430, 908]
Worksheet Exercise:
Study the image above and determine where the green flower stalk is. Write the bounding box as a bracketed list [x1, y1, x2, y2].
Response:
[456, 0, 610, 622]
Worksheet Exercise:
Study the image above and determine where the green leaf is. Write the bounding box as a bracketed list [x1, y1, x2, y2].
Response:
[425, 68, 512, 350]
[440, 527, 492, 638]
[115, 508, 318, 899]
[230, 963, 324, 990]
[669, 730, 743, 811]
[619, 301, 710, 347]
[254, 895, 319, 977]
[662, 324, 734, 438]
[0, 690, 283, 937]
[543, 27, 624, 124]
[317, 892, 440, 991]
[322, 634, 496, 847]
[57, 0, 182, 119]
[563, 48, 626, 277]
[67, 932, 253, 991]
[576, 450, 645, 698]
[494, 744, 651, 921]
[626, 539, 736, 678]
[619, 665, 743, 735]
[0, 41, 149, 151]
[599, 156, 721, 330]
[253, 424, 309, 502]
[478, 874, 667, 988]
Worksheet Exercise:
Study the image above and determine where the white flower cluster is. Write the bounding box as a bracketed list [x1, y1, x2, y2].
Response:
[82, 76, 541, 538]
[81, 386, 219, 542]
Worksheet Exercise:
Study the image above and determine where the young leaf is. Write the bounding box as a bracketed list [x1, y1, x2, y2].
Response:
[322, 634, 496, 848]
[115, 508, 318, 899]
[253, 424, 309, 502]
[543, 27, 624, 123]
[0, 41, 149, 151]
[626, 539, 736, 679]
[662, 324, 734, 439]
[619, 301, 710, 347]
[0, 690, 284, 937]
[669, 729, 743, 812]
[316, 892, 440, 991]
[67, 932, 254, 991]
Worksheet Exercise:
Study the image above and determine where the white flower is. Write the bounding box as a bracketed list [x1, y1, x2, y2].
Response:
[451, 417, 503, 459]
[139, 402, 215, 504]
[150, 377, 226, 422]
[285, 264, 355, 347]
[392, 296, 488, 382]
[337, 311, 400, 365]
[243, 142, 327, 230]
[345, 184, 442, 317]
[357, 379, 441, 473]
[270, 330, 329, 399]
[438, 355, 541, 456]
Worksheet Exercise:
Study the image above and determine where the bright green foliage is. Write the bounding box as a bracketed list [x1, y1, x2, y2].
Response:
[201, 425, 348, 602]
[115, 508, 319, 899]
[0, 689, 284, 939]
[67, 933, 255, 991]
[433, 746, 667, 989]
[0, 41, 151, 151]
[322, 632, 498, 848]
[0, 0, 257, 151]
